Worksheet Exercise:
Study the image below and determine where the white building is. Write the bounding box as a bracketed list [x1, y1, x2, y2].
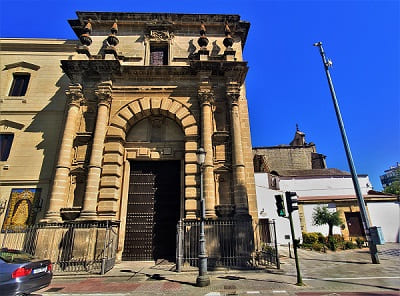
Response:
[255, 170, 399, 243]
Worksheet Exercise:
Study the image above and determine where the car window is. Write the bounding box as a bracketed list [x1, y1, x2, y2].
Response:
[0, 249, 35, 263]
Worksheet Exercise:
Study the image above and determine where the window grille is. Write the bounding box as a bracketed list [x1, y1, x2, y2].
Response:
[150, 44, 168, 65]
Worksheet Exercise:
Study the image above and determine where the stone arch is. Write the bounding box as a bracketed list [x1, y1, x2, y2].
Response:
[97, 97, 199, 220]
[106, 97, 198, 140]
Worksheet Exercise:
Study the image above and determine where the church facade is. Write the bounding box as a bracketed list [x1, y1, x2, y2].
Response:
[0, 12, 258, 264]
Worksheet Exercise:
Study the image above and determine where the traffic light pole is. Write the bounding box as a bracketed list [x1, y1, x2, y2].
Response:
[288, 210, 303, 286]
[314, 42, 379, 264]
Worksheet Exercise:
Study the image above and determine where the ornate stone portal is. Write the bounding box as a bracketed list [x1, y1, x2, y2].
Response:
[44, 12, 258, 262]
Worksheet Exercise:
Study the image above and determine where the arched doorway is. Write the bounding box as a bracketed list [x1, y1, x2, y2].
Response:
[104, 97, 199, 261]
[122, 116, 185, 261]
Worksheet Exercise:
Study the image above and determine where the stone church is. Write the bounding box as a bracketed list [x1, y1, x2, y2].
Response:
[0, 12, 258, 266]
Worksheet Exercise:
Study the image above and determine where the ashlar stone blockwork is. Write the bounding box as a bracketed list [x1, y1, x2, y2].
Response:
[41, 12, 258, 261]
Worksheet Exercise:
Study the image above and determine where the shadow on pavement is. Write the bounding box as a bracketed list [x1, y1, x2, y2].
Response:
[304, 275, 400, 292]
[301, 258, 370, 264]
[217, 274, 300, 286]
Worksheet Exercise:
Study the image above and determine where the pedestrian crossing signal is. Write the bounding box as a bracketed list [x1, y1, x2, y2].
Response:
[275, 194, 286, 217]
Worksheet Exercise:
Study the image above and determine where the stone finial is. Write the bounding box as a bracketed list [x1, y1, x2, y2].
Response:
[223, 21, 234, 48]
[197, 21, 209, 49]
[79, 19, 92, 46]
[111, 20, 118, 34]
[107, 20, 119, 47]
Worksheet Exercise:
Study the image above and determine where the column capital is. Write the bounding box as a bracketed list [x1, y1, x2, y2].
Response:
[198, 89, 215, 106]
[227, 91, 240, 105]
[66, 84, 83, 106]
[95, 81, 113, 106]
[226, 82, 241, 104]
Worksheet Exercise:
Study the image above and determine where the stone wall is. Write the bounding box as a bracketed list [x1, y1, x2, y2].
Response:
[253, 145, 317, 172]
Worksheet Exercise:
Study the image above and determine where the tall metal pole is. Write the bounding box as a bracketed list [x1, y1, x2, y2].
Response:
[288, 210, 303, 285]
[272, 219, 280, 269]
[196, 154, 210, 286]
[313, 41, 379, 264]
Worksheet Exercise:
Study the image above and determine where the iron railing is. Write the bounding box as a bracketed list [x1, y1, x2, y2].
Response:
[0, 221, 119, 274]
[255, 219, 280, 268]
[176, 218, 279, 270]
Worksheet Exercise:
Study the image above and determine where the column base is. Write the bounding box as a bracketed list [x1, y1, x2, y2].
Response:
[205, 210, 217, 219]
[41, 212, 62, 223]
[196, 275, 210, 287]
[78, 211, 98, 220]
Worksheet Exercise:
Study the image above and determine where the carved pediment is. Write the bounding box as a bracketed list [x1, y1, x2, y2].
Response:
[3, 61, 40, 71]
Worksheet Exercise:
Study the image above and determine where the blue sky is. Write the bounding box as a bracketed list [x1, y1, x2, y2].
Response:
[1, 0, 399, 190]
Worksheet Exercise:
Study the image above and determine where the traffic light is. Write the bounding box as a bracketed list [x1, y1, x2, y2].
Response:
[275, 194, 286, 217]
[285, 191, 298, 213]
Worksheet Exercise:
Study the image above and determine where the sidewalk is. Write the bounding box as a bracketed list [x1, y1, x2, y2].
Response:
[37, 243, 400, 295]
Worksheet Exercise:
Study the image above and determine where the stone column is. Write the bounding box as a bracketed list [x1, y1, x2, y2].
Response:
[227, 82, 249, 216]
[198, 86, 216, 219]
[44, 84, 82, 222]
[80, 81, 112, 219]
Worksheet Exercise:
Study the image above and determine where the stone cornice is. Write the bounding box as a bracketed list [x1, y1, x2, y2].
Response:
[0, 39, 77, 52]
[61, 60, 248, 84]
[190, 61, 248, 85]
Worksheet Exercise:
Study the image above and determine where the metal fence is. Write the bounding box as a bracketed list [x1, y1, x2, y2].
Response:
[255, 219, 280, 268]
[176, 218, 279, 270]
[0, 221, 119, 274]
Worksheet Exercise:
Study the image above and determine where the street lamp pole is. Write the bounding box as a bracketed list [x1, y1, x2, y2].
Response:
[196, 147, 210, 287]
[313, 42, 379, 264]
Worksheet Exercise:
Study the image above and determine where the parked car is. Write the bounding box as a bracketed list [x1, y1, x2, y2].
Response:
[0, 248, 52, 296]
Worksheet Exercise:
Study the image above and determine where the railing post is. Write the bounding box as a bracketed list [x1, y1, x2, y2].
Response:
[176, 219, 184, 272]
[1, 228, 8, 248]
[101, 221, 109, 275]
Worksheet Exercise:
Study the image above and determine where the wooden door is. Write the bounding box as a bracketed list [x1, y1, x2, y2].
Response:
[122, 161, 180, 261]
[345, 212, 365, 236]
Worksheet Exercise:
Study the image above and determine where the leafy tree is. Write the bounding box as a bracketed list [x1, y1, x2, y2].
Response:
[312, 206, 343, 237]
[383, 181, 400, 196]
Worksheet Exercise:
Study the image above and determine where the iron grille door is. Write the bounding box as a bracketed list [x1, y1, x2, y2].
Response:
[123, 161, 180, 261]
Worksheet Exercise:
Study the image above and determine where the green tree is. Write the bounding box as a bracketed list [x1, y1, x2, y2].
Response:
[383, 181, 400, 196]
[312, 206, 343, 237]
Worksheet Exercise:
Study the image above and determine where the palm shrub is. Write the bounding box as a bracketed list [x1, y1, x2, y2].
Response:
[312, 206, 343, 237]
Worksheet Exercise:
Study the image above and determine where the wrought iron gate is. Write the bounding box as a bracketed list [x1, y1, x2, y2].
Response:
[123, 161, 180, 261]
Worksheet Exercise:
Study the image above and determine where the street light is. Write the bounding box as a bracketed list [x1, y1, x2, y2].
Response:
[195, 147, 210, 287]
[313, 41, 379, 264]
